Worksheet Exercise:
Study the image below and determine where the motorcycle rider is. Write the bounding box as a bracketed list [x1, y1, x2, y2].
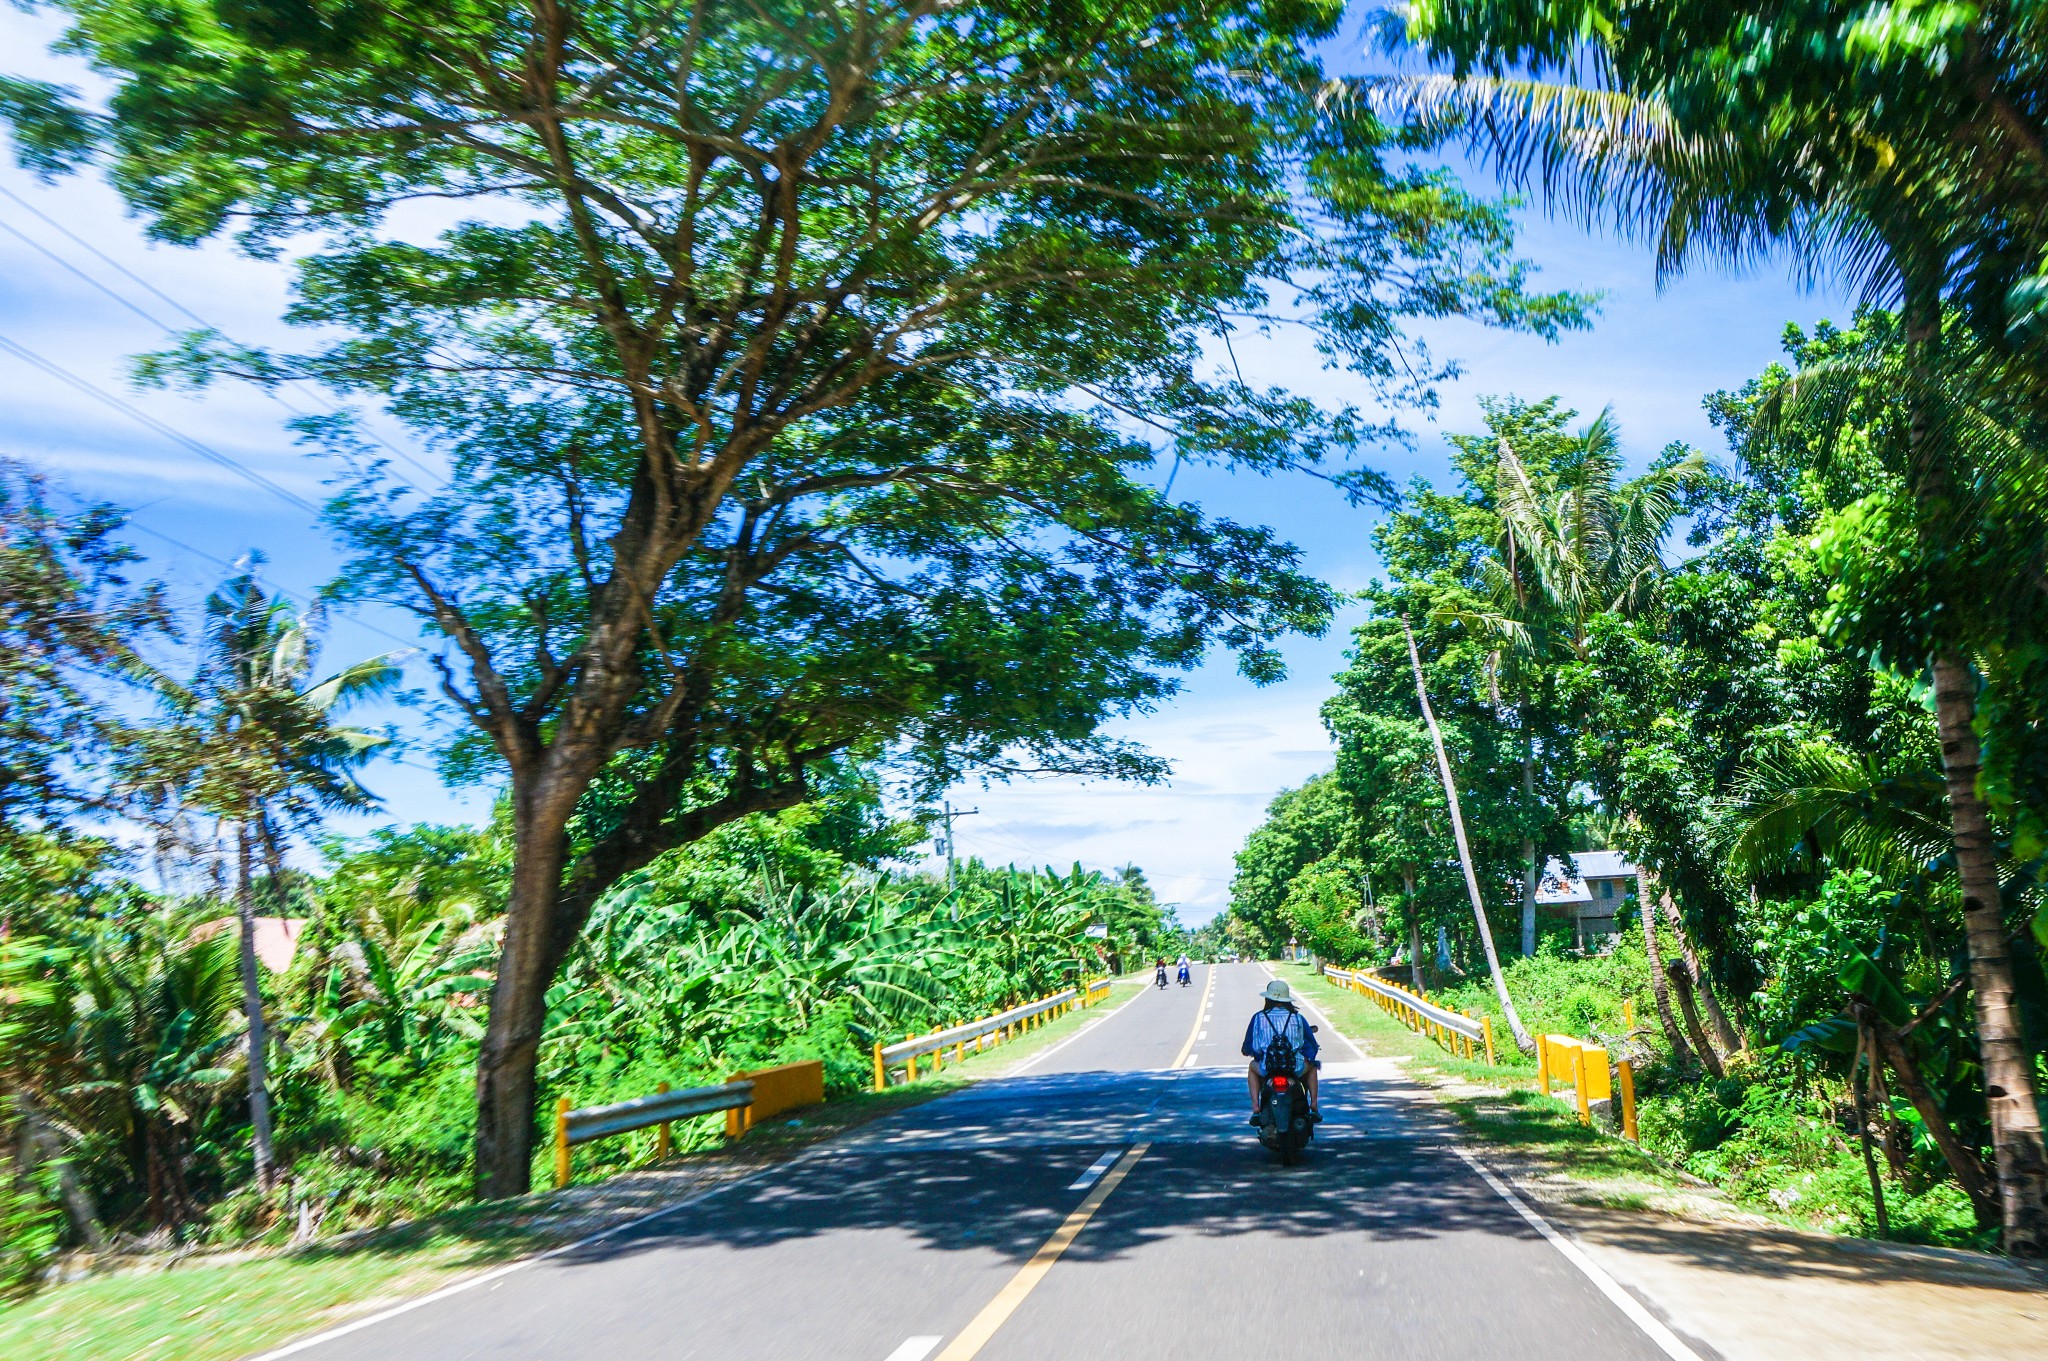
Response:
[1154, 958, 1169, 987]
[1242, 978, 1319, 1117]
[1175, 953, 1191, 985]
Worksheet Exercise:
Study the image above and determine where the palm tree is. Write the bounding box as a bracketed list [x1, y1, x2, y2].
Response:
[1368, 30, 2048, 1250]
[7, 920, 243, 1231]
[1452, 407, 1704, 957]
[131, 559, 401, 1191]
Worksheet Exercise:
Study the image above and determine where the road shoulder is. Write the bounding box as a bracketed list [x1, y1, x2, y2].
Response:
[1286, 963, 2048, 1361]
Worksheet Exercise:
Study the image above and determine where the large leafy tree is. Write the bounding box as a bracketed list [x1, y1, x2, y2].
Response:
[1229, 773, 1366, 956]
[7, 0, 1585, 1193]
[1395, 0, 2048, 1256]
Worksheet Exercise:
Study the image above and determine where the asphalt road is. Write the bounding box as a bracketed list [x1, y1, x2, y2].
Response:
[266, 964, 1687, 1361]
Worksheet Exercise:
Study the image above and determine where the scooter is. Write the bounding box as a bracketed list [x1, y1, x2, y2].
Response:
[1252, 1032, 1318, 1165]
[1177, 967, 1191, 987]
[1154, 966, 1169, 989]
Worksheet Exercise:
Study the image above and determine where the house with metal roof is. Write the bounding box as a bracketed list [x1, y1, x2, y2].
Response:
[1532, 849, 1639, 950]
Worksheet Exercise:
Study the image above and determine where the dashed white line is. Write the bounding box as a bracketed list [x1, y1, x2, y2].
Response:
[882, 1337, 942, 1361]
[1198, 1029, 1208, 1039]
[1067, 1149, 1120, 1191]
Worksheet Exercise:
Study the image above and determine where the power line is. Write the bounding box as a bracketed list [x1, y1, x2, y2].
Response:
[0, 328, 323, 516]
[0, 187, 450, 490]
[120, 519, 424, 654]
[0, 182, 212, 329]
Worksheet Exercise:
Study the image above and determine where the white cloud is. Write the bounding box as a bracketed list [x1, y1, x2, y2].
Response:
[941, 676, 1337, 923]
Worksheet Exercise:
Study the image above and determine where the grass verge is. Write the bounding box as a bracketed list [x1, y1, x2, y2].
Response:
[1283, 963, 1721, 1215]
[0, 986, 1130, 1361]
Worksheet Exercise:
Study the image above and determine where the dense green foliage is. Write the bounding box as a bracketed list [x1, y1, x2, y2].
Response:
[1227, 321, 2048, 1248]
[0, 788, 1166, 1277]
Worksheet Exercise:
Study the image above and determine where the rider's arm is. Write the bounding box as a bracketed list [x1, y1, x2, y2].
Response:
[1240, 1013, 1262, 1059]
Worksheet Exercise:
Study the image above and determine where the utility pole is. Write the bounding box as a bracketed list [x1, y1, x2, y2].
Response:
[936, 801, 979, 888]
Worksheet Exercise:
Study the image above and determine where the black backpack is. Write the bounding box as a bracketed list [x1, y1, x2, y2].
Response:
[1260, 1007, 1304, 1078]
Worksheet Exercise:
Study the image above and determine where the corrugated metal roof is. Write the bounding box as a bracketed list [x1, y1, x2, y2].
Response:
[1531, 850, 1639, 905]
[1570, 850, 1638, 881]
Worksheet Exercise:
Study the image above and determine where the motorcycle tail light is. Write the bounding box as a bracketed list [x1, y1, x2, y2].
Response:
[1272, 1075, 1289, 1088]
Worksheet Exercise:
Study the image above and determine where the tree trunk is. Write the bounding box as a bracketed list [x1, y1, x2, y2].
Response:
[1666, 962, 1726, 1080]
[1851, 1024, 1891, 1240]
[1403, 619, 1533, 1050]
[234, 825, 278, 1192]
[1637, 869, 1696, 1068]
[1521, 837, 1539, 958]
[1931, 654, 2048, 1254]
[1891, 257, 2048, 1254]
[1660, 891, 1741, 1053]
[473, 801, 577, 1200]
[1520, 723, 1538, 956]
[1857, 999, 2000, 1227]
[1403, 870, 1425, 991]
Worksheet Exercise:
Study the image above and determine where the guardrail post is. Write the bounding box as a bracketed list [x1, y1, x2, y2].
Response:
[1536, 1033, 1550, 1092]
[1622, 998, 1636, 1031]
[1573, 1047, 1591, 1126]
[873, 1042, 885, 1092]
[657, 1082, 674, 1157]
[1618, 1059, 1638, 1141]
[554, 1096, 572, 1190]
[725, 1074, 747, 1140]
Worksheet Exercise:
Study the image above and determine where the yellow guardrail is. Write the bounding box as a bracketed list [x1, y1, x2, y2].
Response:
[552, 1059, 829, 1188]
[871, 981, 1105, 1091]
[724, 1058, 827, 1138]
[1536, 1033, 1637, 1140]
[1322, 965, 1495, 1064]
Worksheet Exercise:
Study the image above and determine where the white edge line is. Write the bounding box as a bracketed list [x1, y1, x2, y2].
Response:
[882, 1336, 943, 1361]
[1452, 1147, 1705, 1361]
[1006, 979, 1147, 1076]
[241, 1158, 797, 1361]
[1275, 960, 1698, 1360]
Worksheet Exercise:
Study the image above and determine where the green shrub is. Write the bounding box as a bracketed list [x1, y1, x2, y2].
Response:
[0, 1161, 60, 1298]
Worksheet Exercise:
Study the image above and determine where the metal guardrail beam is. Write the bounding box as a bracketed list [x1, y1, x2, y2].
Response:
[554, 1078, 757, 1187]
[1322, 964, 1494, 1062]
[564, 1081, 754, 1146]
[871, 979, 1113, 1089]
[878, 987, 1080, 1065]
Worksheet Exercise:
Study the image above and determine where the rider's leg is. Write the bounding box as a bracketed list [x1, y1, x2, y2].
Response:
[1246, 1062, 1261, 1112]
[1305, 1063, 1320, 1112]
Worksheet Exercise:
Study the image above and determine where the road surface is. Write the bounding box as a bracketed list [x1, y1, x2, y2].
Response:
[264, 963, 1690, 1361]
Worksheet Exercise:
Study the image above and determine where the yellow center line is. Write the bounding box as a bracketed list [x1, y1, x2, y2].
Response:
[932, 1143, 1150, 1361]
[1171, 966, 1214, 1069]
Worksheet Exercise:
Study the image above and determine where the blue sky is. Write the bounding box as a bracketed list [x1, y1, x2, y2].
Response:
[0, 7, 1858, 919]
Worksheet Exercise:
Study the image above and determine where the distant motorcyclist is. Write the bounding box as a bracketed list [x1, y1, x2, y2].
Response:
[1175, 953, 1191, 985]
[1154, 958, 1169, 988]
[1242, 979, 1319, 1116]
